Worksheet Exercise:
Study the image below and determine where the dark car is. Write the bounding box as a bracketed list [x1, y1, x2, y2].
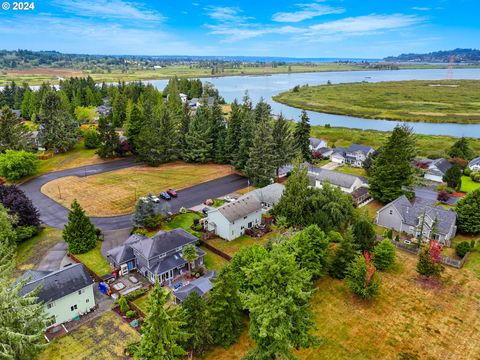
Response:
[159, 191, 171, 200]
[167, 189, 178, 197]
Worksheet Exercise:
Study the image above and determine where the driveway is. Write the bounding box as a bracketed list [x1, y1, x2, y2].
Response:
[20, 159, 249, 231]
[321, 161, 340, 170]
[36, 241, 68, 271]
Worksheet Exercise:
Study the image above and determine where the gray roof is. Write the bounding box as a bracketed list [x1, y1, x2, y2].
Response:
[468, 156, 480, 167]
[382, 195, 456, 235]
[347, 144, 373, 154]
[308, 168, 366, 189]
[309, 137, 326, 148]
[19, 264, 94, 303]
[214, 195, 262, 223]
[174, 270, 216, 302]
[429, 158, 452, 174]
[247, 183, 285, 206]
[317, 147, 332, 155]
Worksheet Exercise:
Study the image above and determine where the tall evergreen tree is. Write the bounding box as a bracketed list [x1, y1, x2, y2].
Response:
[208, 267, 244, 347]
[111, 90, 127, 127]
[183, 106, 213, 163]
[294, 110, 312, 162]
[369, 124, 417, 203]
[234, 101, 255, 170]
[63, 200, 96, 254]
[125, 103, 146, 152]
[329, 235, 357, 279]
[179, 292, 212, 356]
[352, 218, 377, 252]
[135, 282, 187, 360]
[96, 117, 120, 158]
[179, 102, 191, 156]
[224, 100, 243, 164]
[443, 164, 462, 189]
[20, 89, 37, 120]
[210, 101, 228, 163]
[448, 137, 474, 160]
[272, 114, 294, 177]
[132, 198, 156, 228]
[0, 106, 32, 152]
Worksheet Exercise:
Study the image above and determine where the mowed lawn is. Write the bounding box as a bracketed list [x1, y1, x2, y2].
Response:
[41, 162, 235, 216]
[204, 251, 480, 360]
[461, 175, 480, 193]
[335, 165, 367, 177]
[75, 241, 111, 277]
[39, 311, 139, 360]
[207, 230, 279, 257]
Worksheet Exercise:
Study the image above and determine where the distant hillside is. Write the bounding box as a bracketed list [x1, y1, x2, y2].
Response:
[384, 48, 480, 63]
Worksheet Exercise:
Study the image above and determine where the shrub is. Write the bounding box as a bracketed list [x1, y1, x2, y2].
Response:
[473, 173, 480, 183]
[126, 310, 136, 319]
[95, 227, 104, 241]
[346, 253, 379, 299]
[117, 295, 130, 314]
[464, 167, 472, 176]
[0, 150, 38, 181]
[471, 239, 477, 249]
[144, 214, 163, 229]
[373, 239, 396, 270]
[449, 157, 468, 169]
[125, 288, 148, 301]
[456, 189, 480, 234]
[132, 228, 148, 236]
[417, 241, 444, 278]
[455, 241, 471, 258]
[84, 129, 100, 149]
[179, 207, 187, 214]
[15, 225, 39, 242]
[327, 230, 343, 243]
[437, 190, 449, 203]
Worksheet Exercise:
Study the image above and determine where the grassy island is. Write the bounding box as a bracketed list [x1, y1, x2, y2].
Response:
[274, 80, 480, 124]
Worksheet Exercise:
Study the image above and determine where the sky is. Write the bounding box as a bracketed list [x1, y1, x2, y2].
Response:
[0, 0, 478, 58]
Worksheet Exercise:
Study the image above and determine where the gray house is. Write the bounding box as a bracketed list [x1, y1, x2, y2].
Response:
[331, 144, 374, 167]
[173, 270, 217, 303]
[309, 137, 328, 151]
[106, 228, 205, 284]
[375, 195, 457, 246]
[424, 158, 452, 183]
[468, 156, 480, 172]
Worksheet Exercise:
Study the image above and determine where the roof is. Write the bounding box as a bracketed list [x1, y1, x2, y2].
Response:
[347, 144, 373, 154]
[308, 168, 365, 189]
[309, 137, 327, 148]
[129, 229, 198, 260]
[429, 158, 452, 174]
[174, 270, 216, 302]
[352, 186, 369, 199]
[468, 156, 480, 167]
[247, 183, 285, 206]
[317, 147, 333, 154]
[19, 264, 94, 303]
[213, 195, 262, 223]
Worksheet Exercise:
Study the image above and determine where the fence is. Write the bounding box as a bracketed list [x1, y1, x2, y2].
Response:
[199, 239, 232, 261]
[68, 253, 105, 282]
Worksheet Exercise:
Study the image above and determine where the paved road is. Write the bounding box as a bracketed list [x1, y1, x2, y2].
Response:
[19, 159, 248, 231]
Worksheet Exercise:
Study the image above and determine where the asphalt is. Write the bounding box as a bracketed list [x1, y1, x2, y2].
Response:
[19, 159, 249, 231]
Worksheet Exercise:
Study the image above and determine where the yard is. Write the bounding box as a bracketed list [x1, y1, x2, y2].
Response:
[206, 230, 279, 257]
[75, 241, 112, 277]
[335, 165, 367, 177]
[41, 162, 235, 216]
[133, 294, 150, 315]
[200, 246, 229, 271]
[39, 311, 139, 360]
[460, 175, 480, 193]
[204, 251, 480, 359]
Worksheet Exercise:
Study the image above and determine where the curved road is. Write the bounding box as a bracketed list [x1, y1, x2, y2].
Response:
[19, 159, 248, 231]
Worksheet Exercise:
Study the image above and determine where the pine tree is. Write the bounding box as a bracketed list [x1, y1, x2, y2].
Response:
[210, 101, 228, 163]
[245, 118, 276, 187]
[208, 267, 244, 347]
[112, 91, 127, 127]
[373, 239, 396, 270]
[136, 108, 178, 166]
[135, 282, 187, 360]
[272, 114, 294, 177]
[179, 102, 191, 156]
[346, 252, 379, 299]
[63, 200, 97, 254]
[329, 235, 357, 279]
[233, 103, 255, 170]
[179, 292, 212, 356]
[96, 117, 120, 158]
[20, 89, 37, 120]
[294, 110, 312, 162]
[183, 106, 213, 163]
[352, 218, 377, 252]
[125, 104, 146, 152]
[132, 198, 155, 228]
[224, 100, 243, 164]
[369, 124, 417, 203]
[0, 106, 32, 152]
[443, 164, 462, 189]
[448, 137, 474, 160]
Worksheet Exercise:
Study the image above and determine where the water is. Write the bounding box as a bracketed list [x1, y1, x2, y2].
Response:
[147, 68, 480, 137]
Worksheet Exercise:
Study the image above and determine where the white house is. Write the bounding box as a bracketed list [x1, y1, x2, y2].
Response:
[308, 168, 367, 194]
[468, 157, 480, 172]
[19, 264, 96, 328]
[309, 137, 328, 151]
[424, 158, 452, 183]
[179, 93, 188, 103]
[330, 144, 374, 167]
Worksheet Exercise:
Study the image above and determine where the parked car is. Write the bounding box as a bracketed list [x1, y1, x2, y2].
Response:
[159, 192, 171, 200]
[404, 239, 412, 245]
[224, 195, 237, 202]
[147, 194, 160, 203]
[202, 207, 211, 215]
[167, 189, 177, 197]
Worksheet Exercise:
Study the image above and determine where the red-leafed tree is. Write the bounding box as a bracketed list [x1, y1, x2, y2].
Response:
[416, 240, 444, 278]
[346, 251, 379, 299]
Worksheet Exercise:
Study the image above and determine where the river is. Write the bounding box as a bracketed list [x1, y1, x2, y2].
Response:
[147, 68, 480, 138]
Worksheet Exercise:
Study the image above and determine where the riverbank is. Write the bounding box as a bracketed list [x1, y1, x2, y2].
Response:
[310, 125, 480, 158]
[274, 80, 480, 124]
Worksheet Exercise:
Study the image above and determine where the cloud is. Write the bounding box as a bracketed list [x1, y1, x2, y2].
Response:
[207, 24, 302, 42]
[412, 7, 431, 11]
[205, 6, 252, 23]
[53, 0, 165, 21]
[272, 2, 345, 23]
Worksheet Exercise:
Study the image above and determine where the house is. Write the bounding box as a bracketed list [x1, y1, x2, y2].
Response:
[424, 158, 452, 182]
[189, 98, 201, 109]
[375, 195, 457, 246]
[96, 105, 112, 118]
[19, 264, 96, 328]
[106, 228, 205, 284]
[309, 137, 328, 151]
[205, 183, 285, 241]
[173, 270, 217, 303]
[308, 167, 367, 194]
[468, 157, 480, 172]
[317, 147, 333, 158]
[330, 144, 374, 167]
[179, 93, 188, 103]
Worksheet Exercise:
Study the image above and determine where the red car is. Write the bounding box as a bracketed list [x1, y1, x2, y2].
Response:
[167, 189, 178, 197]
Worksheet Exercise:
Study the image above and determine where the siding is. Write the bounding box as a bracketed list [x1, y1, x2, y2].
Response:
[376, 204, 404, 232]
[207, 209, 262, 241]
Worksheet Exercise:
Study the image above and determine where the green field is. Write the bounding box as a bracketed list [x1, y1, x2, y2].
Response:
[461, 175, 480, 193]
[310, 125, 480, 159]
[274, 80, 480, 124]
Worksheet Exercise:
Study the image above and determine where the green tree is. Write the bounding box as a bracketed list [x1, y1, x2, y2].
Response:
[448, 137, 474, 160]
[233, 98, 255, 170]
[272, 114, 294, 177]
[83, 129, 100, 149]
[455, 241, 471, 258]
[136, 109, 178, 166]
[132, 198, 155, 228]
[352, 218, 377, 252]
[224, 100, 243, 164]
[291, 224, 330, 279]
[183, 106, 213, 163]
[346, 253, 379, 299]
[208, 267, 244, 347]
[179, 292, 212, 356]
[243, 245, 318, 359]
[0, 150, 38, 181]
[111, 91, 127, 127]
[416, 242, 444, 278]
[369, 124, 417, 203]
[125, 104, 146, 152]
[179, 102, 191, 155]
[329, 235, 357, 279]
[373, 239, 396, 270]
[96, 117, 120, 158]
[20, 89, 37, 120]
[63, 200, 96, 254]
[210, 101, 228, 163]
[456, 189, 480, 234]
[294, 110, 311, 162]
[230, 244, 269, 294]
[0, 106, 32, 152]
[135, 282, 187, 360]
[74, 106, 96, 123]
[182, 244, 198, 273]
[117, 295, 130, 314]
[443, 164, 462, 189]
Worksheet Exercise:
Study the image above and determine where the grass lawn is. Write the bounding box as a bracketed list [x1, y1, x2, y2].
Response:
[335, 165, 367, 177]
[200, 246, 229, 272]
[163, 212, 201, 232]
[460, 175, 480, 193]
[39, 311, 139, 360]
[204, 251, 480, 359]
[212, 199, 226, 208]
[41, 162, 235, 216]
[16, 227, 63, 274]
[133, 294, 150, 315]
[274, 80, 480, 124]
[75, 242, 111, 277]
[207, 230, 279, 257]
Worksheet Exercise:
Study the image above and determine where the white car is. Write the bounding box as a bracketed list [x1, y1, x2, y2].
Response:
[404, 239, 412, 245]
[224, 195, 237, 202]
[147, 195, 160, 203]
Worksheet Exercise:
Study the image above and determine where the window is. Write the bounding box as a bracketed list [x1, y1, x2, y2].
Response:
[86, 299, 90, 303]
[70, 305, 78, 311]
[78, 289, 84, 295]
[47, 302, 54, 309]
[248, 222, 253, 228]
[244, 216, 247, 219]
[389, 210, 393, 215]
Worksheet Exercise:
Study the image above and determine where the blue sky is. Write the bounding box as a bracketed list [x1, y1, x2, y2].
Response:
[0, 0, 478, 58]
